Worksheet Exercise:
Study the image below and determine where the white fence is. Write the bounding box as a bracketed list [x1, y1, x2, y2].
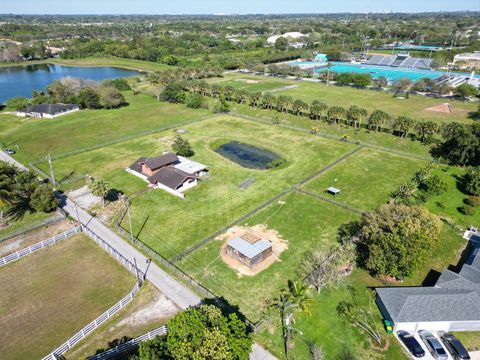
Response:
[87, 325, 168, 360]
[42, 281, 141, 360]
[81, 225, 145, 279]
[0, 225, 82, 267]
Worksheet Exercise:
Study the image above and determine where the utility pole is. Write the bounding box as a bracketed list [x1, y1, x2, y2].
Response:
[125, 197, 134, 244]
[47, 153, 56, 189]
[133, 257, 142, 286]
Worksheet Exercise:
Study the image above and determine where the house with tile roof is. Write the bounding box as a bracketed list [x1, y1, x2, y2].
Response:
[376, 229, 480, 332]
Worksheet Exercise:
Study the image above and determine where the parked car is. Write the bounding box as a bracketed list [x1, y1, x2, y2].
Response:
[397, 330, 426, 358]
[439, 331, 470, 360]
[5, 149, 15, 155]
[418, 330, 448, 360]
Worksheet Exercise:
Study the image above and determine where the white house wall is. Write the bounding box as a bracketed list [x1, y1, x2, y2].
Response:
[125, 168, 149, 181]
[155, 182, 185, 199]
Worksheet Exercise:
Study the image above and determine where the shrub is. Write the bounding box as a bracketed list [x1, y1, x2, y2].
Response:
[102, 78, 131, 91]
[184, 92, 204, 109]
[464, 196, 480, 208]
[6, 97, 29, 110]
[161, 82, 186, 103]
[97, 84, 125, 109]
[358, 204, 442, 278]
[266, 158, 286, 169]
[420, 174, 448, 195]
[29, 185, 58, 213]
[172, 135, 194, 157]
[459, 205, 476, 216]
[464, 167, 480, 196]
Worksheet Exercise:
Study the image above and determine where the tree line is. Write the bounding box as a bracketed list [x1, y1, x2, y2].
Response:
[5, 77, 129, 110]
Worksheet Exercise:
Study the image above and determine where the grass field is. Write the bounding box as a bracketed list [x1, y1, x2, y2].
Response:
[66, 282, 179, 360]
[0, 234, 135, 360]
[0, 92, 211, 165]
[256, 224, 466, 360]
[210, 73, 477, 126]
[0, 210, 53, 238]
[0, 57, 172, 72]
[177, 191, 358, 320]
[304, 148, 427, 210]
[117, 116, 356, 258]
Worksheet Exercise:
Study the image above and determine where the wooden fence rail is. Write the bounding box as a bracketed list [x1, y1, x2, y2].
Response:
[0, 226, 82, 267]
[87, 325, 168, 360]
[42, 282, 141, 360]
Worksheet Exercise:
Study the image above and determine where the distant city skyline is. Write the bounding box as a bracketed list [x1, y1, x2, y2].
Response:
[2, 0, 479, 15]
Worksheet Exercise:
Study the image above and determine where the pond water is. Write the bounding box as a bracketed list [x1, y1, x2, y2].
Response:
[215, 141, 281, 169]
[0, 63, 142, 103]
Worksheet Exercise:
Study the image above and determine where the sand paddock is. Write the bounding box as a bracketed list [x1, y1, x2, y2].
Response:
[235, 78, 259, 84]
[218, 224, 288, 277]
[425, 103, 453, 114]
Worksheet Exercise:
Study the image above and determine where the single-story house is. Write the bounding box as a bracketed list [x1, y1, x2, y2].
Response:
[17, 104, 79, 118]
[376, 228, 480, 333]
[226, 233, 273, 269]
[126, 152, 208, 198]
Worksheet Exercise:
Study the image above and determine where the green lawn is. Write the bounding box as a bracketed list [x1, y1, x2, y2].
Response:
[231, 103, 434, 158]
[421, 165, 479, 228]
[207, 76, 293, 93]
[118, 116, 356, 258]
[304, 148, 427, 210]
[0, 234, 135, 360]
[213, 72, 476, 126]
[0, 210, 54, 239]
[66, 282, 178, 360]
[0, 92, 211, 165]
[177, 191, 357, 321]
[257, 224, 467, 360]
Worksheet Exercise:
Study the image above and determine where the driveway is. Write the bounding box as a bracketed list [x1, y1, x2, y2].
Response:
[0, 150, 28, 171]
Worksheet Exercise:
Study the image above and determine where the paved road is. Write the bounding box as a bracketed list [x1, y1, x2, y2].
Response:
[1, 130, 278, 360]
[64, 198, 277, 359]
[0, 150, 29, 171]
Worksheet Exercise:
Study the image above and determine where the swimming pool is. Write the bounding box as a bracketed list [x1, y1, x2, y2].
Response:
[394, 44, 444, 51]
[289, 61, 479, 83]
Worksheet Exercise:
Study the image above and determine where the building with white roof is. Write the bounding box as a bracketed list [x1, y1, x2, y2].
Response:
[267, 32, 308, 45]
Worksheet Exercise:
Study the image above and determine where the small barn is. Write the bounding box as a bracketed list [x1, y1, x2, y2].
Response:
[226, 233, 273, 269]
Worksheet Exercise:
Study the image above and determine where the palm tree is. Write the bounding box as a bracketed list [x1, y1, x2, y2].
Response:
[0, 175, 14, 226]
[234, 89, 249, 104]
[292, 99, 308, 116]
[276, 281, 313, 360]
[309, 100, 328, 121]
[223, 86, 236, 101]
[368, 110, 391, 132]
[415, 121, 438, 143]
[392, 116, 415, 138]
[249, 92, 262, 108]
[347, 105, 368, 128]
[327, 106, 346, 124]
[89, 178, 110, 207]
[262, 93, 277, 110]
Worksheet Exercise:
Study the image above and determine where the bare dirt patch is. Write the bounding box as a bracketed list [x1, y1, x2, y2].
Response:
[0, 219, 76, 257]
[425, 103, 453, 114]
[235, 78, 259, 84]
[112, 292, 178, 330]
[218, 224, 288, 277]
[67, 186, 102, 209]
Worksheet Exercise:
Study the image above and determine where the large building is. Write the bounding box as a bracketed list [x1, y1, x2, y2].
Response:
[376, 228, 480, 333]
[127, 152, 208, 199]
[453, 51, 480, 69]
[267, 32, 308, 45]
[365, 53, 433, 69]
[17, 103, 79, 118]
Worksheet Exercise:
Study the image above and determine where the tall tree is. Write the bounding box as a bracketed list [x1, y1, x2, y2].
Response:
[347, 105, 368, 128]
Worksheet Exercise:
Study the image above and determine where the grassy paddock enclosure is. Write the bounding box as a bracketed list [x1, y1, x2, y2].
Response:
[66, 282, 179, 360]
[0, 92, 211, 165]
[304, 147, 427, 210]
[115, 115, 356, 258]
[177, 191, 358, 321]
[212, 72, 477, 125]
[0, 233, 135, 360]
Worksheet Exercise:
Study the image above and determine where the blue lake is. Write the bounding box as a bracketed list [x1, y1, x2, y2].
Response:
[0, 64, 142, 103]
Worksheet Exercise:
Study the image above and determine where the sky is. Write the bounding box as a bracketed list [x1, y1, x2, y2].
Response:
[1, 0, 479, 15]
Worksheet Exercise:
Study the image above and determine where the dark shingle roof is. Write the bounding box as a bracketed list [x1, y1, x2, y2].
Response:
[129, 157, 148, 173]
[147, 166, 196, 190]
[19, 103, 78, 115]
[377, 241, 480, 323]
[144, 153, 178, 171]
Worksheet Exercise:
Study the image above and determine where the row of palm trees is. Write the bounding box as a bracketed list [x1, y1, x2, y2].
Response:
[184, 80, 440, 142]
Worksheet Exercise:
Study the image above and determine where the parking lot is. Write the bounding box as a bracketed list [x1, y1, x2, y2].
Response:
[395, 331, 457, 360]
